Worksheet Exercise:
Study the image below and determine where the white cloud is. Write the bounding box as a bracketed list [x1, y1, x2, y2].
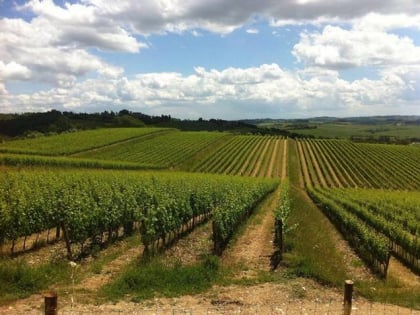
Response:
[2, 63, 419, 118]
[246, 28, 259, 34]
[0, 61, 31, 81]
[22, 0, 146, 52]
[293, 25, 420, 69]
[19, 0, 420, 37]
[0, 17, 124, 87]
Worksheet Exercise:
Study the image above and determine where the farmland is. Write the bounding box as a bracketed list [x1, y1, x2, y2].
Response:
[0, 126, 419, 311]
[297, 139, 420, 190]
[0, 128, 168, 156]
[75, 130, 229, 168]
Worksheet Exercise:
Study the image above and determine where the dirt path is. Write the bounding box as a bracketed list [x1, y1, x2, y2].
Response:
[222, 188, 278, 277]
[76, 244, 143, 292]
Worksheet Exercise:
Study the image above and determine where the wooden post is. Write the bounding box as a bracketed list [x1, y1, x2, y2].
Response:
[343, 280, 354, 315]
[44, 292, 57, 315]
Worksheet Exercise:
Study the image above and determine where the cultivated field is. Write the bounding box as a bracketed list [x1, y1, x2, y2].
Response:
[0, 127, 419, 313]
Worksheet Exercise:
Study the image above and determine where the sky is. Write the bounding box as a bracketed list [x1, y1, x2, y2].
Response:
[0, 0, 420, 119]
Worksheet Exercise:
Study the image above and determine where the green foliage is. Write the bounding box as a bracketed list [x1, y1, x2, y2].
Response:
[0, 169, 276, 259]
[0, 153, 162, 170]
[308, 187, 392, 277]
[309, 187, 420, 275]
[273, 179, 297, 258]
[212, 178, 277, 254]
[191, 135, 284, 176]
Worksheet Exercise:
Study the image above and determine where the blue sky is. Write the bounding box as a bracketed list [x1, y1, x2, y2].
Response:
[0, 0, 420, 119]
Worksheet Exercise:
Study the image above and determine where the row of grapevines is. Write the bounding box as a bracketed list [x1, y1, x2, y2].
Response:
[0, 169, 276, 258]
[76, 131, 228, 168]
[318, 188, 420, 273]
[307, 186, 391, 277]
[273, 179, 296, 259]
[212, 178, 277, 254]
[0, 128, 168, 156]
[192, 135, 284, 177]
[298, 139, 420, 190]
[0, 153, 162, 170]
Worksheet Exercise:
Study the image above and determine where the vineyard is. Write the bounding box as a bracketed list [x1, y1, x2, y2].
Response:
[75, 131, 229, 168]
[0, 128, 168, 156]
[297, 139, 420, 190]
[191, 135, 286, 178]
[0, 169, 277, 258]
[295, 139, 420, 277]
[0, 127, 419, 311]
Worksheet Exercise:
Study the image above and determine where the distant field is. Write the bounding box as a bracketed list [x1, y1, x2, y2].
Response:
[260, 122, 420, 139]
[0, 128, 168, 155]
[297, 139, 420, 190]
[76, 131, 229, 168]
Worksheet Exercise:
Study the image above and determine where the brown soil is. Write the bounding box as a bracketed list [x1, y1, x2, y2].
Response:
[221, 189, 278, 277]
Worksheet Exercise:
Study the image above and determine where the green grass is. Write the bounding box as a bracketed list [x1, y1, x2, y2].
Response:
[0, 258, 70, 304]
[284, 140, 349, 285]
[101, 255, 220, 302]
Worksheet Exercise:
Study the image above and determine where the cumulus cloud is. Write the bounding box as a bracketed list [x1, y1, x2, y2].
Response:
[1, 1, 419, 117]
[0, 16, 124, 87]
[2, 63, 419, 118]
[22, 0, 146, 52]
[293, 25, 420, 69]
[19, 0, 420, 36]
[0, 61, 31, 81]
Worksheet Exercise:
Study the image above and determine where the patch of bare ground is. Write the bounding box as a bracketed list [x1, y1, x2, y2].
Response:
[75, 241, 143, 293]
[4, 280, 419, 314]
[387, 256, 420, 287]
[164, 221, 213, 265]
[221, 189, 277, 278]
